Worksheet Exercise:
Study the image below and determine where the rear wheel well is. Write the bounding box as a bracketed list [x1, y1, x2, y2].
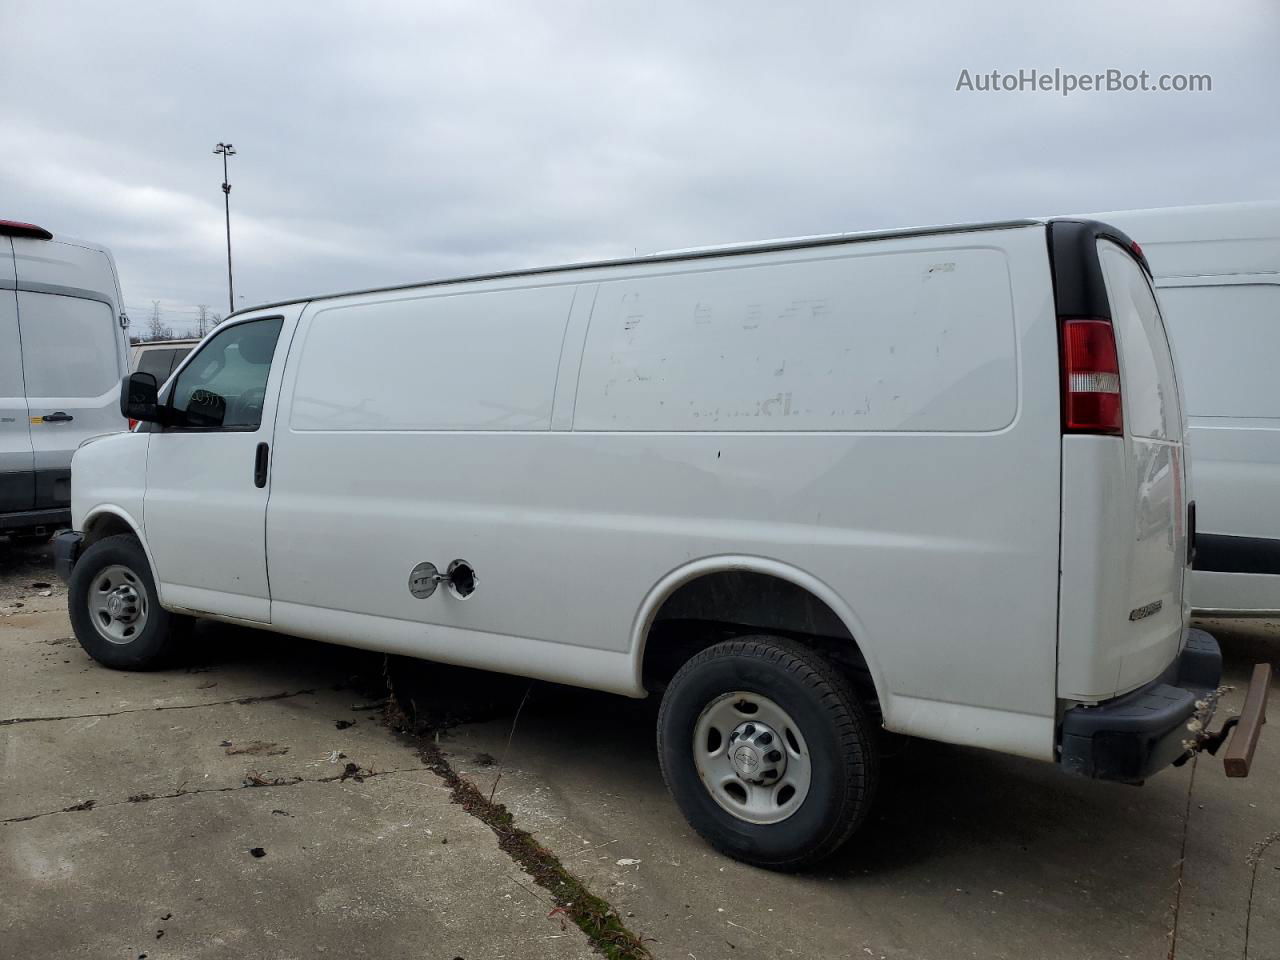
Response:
[641, 571, 881, 723]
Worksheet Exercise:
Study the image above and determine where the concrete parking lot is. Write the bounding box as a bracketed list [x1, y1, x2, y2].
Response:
[2, 539, 1277, 960]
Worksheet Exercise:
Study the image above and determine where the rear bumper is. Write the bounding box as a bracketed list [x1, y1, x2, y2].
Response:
[53, 530, 83, 584]
[1059, 629, 1222, 782]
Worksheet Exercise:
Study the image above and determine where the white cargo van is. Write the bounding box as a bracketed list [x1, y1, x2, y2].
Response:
[1082, 203, 1280, 616]
[56, 217, 1269, 868]
[1, 220, 131, 541]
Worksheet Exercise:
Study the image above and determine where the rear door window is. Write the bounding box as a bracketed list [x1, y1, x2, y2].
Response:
[17, 292, 121, 398]
[1096, 241, 1181, 441]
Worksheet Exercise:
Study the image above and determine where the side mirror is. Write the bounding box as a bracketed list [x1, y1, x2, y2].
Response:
[120, 372, 161, 424]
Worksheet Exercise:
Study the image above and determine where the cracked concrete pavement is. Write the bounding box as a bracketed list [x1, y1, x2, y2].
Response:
[2, 539, 1277, 959]
[1, 543, 595, 960]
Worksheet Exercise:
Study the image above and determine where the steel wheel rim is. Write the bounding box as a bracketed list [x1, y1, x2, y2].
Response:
[692, 691, 812, 824]
[87, 563, 149, 645]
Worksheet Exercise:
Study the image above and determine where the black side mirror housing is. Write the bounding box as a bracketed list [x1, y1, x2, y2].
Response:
[120, 372, 162, 424]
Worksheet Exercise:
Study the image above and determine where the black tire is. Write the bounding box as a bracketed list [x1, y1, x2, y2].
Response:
[68, 534, 189, 670]
[657, 636, 879, 870]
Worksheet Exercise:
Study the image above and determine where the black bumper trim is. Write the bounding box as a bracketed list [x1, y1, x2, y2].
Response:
[1195, 533, 1280, 576]
[1, 507, 71, 535]
[53, 530, 83, 584]
[1059, 629, 1222, 783]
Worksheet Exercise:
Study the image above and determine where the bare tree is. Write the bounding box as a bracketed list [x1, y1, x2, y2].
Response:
[195, 304, 210, 338]
[144, 300, 174, 341]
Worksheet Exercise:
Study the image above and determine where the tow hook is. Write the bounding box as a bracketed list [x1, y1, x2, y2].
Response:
[1174, 716, 1238, 766]
[1173, 663, 1271, 776]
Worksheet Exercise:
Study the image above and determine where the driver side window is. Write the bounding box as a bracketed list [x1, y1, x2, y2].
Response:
[168, 317, 283, 430]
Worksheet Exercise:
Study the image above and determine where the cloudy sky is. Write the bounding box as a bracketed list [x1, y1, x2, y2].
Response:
[2, 0, 1276, 336]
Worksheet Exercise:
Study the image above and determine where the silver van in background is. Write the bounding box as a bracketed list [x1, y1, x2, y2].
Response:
[0, 219, 130, 541]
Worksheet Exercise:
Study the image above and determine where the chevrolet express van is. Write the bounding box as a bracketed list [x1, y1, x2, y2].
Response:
[1, 220, 131, 541]
[55, 217, 1270, 868]
[1082, 203, 1280, 616]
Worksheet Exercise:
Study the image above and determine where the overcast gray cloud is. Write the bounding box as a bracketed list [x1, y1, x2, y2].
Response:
[2, 0, 1276, 334]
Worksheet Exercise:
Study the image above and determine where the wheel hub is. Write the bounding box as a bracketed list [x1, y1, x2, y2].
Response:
[727, 720, 787, 784]
[87, 564, 149, 645]
[692, 690, 812, 825]
[106, 586, 141, 624]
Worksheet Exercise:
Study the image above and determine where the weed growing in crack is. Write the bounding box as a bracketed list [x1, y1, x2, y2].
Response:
[383, 693, 653, 960]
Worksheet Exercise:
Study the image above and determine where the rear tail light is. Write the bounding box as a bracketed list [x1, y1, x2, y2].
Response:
[128, 419, 139, 431]
[1061, 317, 1123, 435]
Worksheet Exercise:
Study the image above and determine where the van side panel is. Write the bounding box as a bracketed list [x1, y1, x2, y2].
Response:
[574, 248, 1018, 433]
[1157, 281, 1280, 613]
[265, 227, 1063, 758]
[289, 285, 576, 432]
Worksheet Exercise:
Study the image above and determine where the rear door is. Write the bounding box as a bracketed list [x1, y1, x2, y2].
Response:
[0, 237, 35, 514]
[1098, 238, 1189, 691]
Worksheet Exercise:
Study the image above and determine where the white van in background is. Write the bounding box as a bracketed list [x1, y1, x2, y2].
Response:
[57, 216, 1269, 868]
[1, 220, 131, 541]
[1085, 203, 1280, 615]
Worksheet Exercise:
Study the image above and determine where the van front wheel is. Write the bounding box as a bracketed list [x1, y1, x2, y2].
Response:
[657, 636, 878, 870]
[68, 534, 188, 670]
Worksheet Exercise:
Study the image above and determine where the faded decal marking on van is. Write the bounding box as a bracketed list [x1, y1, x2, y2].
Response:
[574, 247, 1017, 433]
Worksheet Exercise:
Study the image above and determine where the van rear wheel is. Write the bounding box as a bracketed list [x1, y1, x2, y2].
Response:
[657, 636, 878, 870]
[68, 534, 188, 670]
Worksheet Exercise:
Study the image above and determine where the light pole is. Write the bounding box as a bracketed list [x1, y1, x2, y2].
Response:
[213, 142, 237, 313]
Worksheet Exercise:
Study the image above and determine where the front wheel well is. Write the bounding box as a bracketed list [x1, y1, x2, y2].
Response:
[82, 512, 138, 549]
[640, 570, 881, 723]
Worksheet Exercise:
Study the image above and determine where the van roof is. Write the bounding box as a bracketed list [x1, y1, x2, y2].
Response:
[227, 217, 1044, 320]
[1077, 201, 1280, 279]
[1080, 201, 1280, 244]
[3, 230, 124, 311]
